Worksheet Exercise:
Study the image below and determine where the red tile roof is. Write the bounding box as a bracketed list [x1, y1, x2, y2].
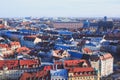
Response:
[43, 65, 53, 71]
[69, 67, 96, 76]
[83, 47, 92, 54]
[0, 44, 9, 48]
[0, 59, 41, 70]
[10, 41, 20, 46]
[19, 72, 33, 80]
[69, 67, 94, 72]
[36, 70, 48, 77]
[0, 24, 4, 28]
[20, 70, 49, 80]
[54, 61, 63, 65]
[100, 53, 113, 60]
[6, 47, 12, 50]
[0, 60, 19, 70]
[19, 59, 40, 66]
[16, 47, 30, 53]
[64, 59, 88, 66]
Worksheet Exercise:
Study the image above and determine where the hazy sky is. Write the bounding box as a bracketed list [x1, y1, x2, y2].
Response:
[0, 0, 120, 17]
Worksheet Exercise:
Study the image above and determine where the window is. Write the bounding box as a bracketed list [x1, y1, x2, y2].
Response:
[26, 77, 30, 80]
[35, 77, 39, 80]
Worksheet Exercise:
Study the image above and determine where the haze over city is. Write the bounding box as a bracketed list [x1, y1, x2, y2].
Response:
[0, 0, 120, 17]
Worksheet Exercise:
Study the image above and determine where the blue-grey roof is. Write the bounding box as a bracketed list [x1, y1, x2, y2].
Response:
[57, 30, 73, 35]
[50, 69, 68, 77]
[19, 29, 38, 34]
[68, 51, 83, 59]
[85, 42, 96, 47]
[55, 44, 77, 50]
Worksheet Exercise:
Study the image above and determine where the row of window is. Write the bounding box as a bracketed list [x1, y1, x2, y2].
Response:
[69, 76, 96, 80]
[52, 78, 67, 80]
[26, 76, 49, 80]
[0, 68, 39, 74]
[52, 73, 67, 76]
[73, 71, 96, 75]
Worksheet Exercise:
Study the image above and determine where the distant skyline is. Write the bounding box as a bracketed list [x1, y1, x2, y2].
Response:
[0, 0, 120, 17]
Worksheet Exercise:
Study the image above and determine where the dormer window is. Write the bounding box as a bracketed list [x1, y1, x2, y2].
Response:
[79, 72, 82, 75]
[88, 71, 91, 75]
[82, 62, 88, 67]
[3, 66, 8, 70]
